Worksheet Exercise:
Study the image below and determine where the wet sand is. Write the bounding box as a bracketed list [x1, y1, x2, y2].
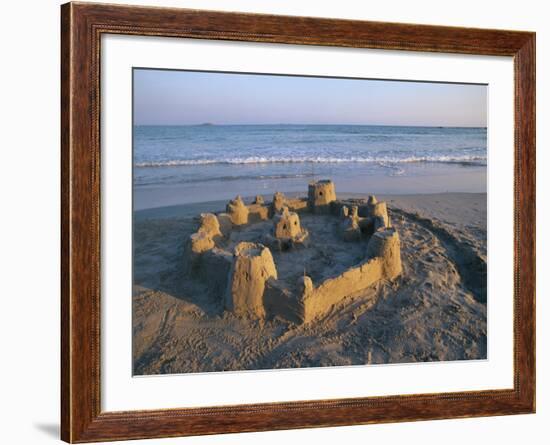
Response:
[134, 162, 486, 211]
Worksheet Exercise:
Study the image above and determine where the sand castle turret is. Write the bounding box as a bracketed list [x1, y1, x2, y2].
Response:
[189, 213, 222, 254]
[189, 231, 215, 254]
[308, 180, 336, 213]
[297, 275, 314, 299]
[270, 191, 286, 217]
[264, 206, 309, 250]
[341, 205, 362, 241]
[199, 213, 222, 238]
[366, 195, 390, 231]
[186, 213, 225, 274]
[226, 195, 249, 225]
[273, 207, 302, 239]
[372, 202, 390, 231]
[366, 228, 402, 280]
[225, 242, 277, 318]
[253, 195, 265, 205]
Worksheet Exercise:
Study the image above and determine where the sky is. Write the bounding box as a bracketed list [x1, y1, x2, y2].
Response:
[133, 68, 487, 127]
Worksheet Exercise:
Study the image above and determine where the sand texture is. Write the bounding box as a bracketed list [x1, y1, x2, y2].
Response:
[133, 193, 487, 375]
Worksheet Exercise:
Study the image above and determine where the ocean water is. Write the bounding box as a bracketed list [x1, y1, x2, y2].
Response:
[133, 125, 487, 209]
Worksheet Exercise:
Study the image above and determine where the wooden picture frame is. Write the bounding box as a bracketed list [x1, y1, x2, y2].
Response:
[61, 2, 535, 442]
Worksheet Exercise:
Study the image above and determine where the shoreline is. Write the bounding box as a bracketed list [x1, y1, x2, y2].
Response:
[134, 162, 486, 211]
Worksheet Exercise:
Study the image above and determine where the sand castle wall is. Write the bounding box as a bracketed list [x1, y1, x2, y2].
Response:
[270, 192, 308, 217]
[195, 248, 233, 294]
[263, 279, 304, 324]
[286, 198, 308, 212]
[301, 258, 384, 322]
[247, 204, 269, 223]
[298, 229, 401, 322]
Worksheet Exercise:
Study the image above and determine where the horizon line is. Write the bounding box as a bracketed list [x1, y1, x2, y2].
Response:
[133, 123, 487, 128]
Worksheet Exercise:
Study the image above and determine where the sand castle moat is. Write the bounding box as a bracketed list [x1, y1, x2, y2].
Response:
[185, 180, 402, 324]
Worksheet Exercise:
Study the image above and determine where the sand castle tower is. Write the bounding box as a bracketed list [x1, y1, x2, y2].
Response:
[225, 242, 277, 318]
[185, 213, 224, 274]
[188, 213, 222, 254]
[367, 195, 378, 206]
[226, 195, 249, 225]
[373, 202, 389, 231]
[273, 207, 303, 239]
[308, 180, 336, 213]
[270, 191, 286, 217]
[199, 213, 222, 238]
[366, 195, 390, 231]
[189, 231, 215, 254]
[366, 228, 402, 280]
[341, 205, 362, 241]
[253, 195, 265, 205]
[265, 206, 309, 251]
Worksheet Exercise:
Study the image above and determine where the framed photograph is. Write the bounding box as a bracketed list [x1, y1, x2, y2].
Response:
[61, 2, 535, 442]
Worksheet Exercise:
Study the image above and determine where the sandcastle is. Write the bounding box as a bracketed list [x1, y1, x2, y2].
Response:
[184, 180, 402, 323]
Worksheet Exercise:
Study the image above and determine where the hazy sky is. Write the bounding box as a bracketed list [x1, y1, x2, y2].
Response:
[133, 69, 487, 127]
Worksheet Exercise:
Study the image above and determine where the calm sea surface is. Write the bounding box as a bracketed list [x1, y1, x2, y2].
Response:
[133, 125, 487, 209]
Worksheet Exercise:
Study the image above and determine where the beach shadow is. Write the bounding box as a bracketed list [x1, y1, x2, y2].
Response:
[33, 422, 59, 439]
[132, 214, 226, 317]
[136, 262, 225, 318]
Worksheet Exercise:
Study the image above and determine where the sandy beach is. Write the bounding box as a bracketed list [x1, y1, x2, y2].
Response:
[133, 191, 486, 375]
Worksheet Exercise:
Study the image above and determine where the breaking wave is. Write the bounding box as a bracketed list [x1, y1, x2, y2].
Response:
[135, 155, 487, 168]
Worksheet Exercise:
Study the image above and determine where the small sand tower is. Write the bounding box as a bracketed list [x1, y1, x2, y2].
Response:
[341, 205, 362, 241]
[263, 206, 308, 250]
[226, 195, 249, 225]
[253, 195, 265, 205]
[273, 207, 302, 239]
[225, 242, 277, 318]
[308, 180, 336, 213]
[198, 213, 222, 238]
[188, 213, 222, 254]
[366, 228, 402, 280]
[363, 195, 390, 232]
[270, 191, 286, 217]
